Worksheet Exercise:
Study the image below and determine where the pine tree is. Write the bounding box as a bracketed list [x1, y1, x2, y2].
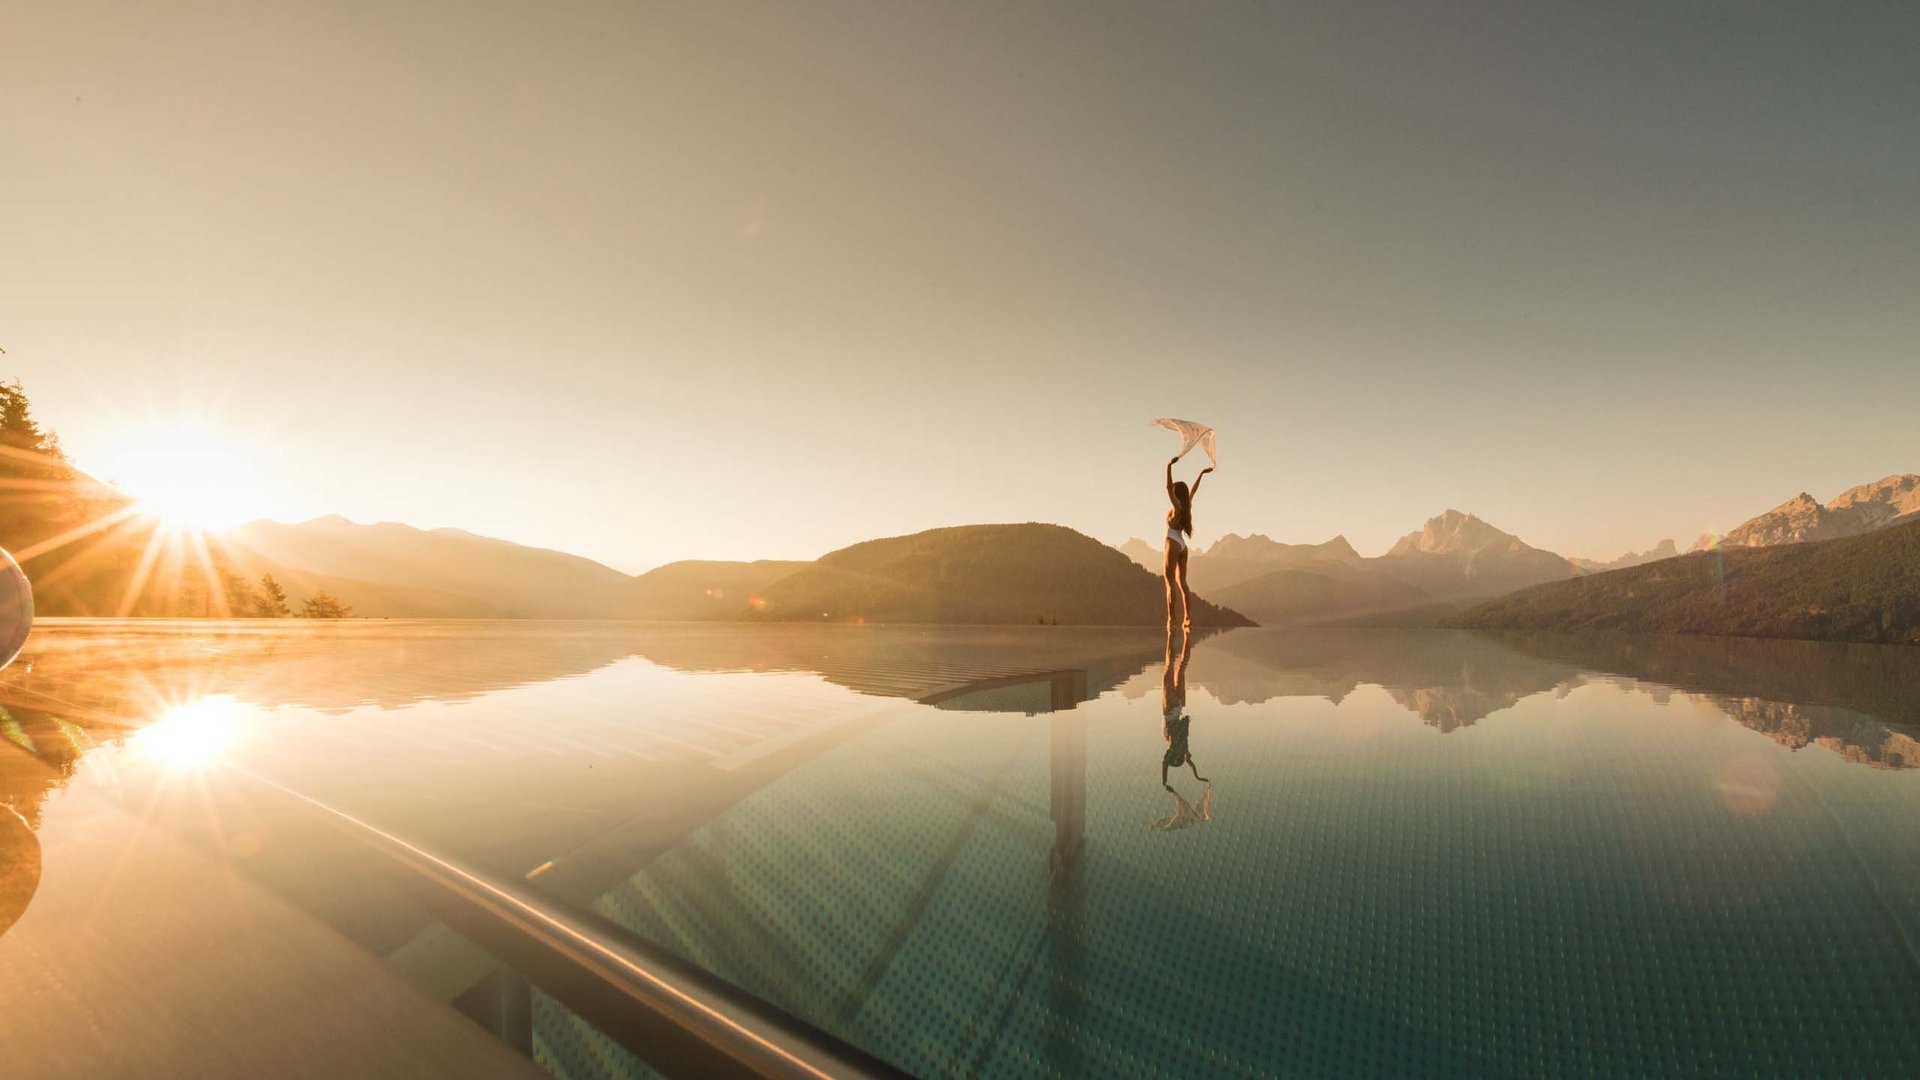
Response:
[0, 378, 108, 611]
[259, 574, 291, 617]
[221, 570, 263, 617]
[299, 590, 353, 619]
[0, 379, 66, 479]
[0, 380, 47, 453]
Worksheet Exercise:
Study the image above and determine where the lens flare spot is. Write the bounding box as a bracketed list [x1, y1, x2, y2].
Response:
[130, 695, 246, 770]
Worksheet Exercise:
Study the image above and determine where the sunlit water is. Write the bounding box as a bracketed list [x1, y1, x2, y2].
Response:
[3, 621, 1918, 1077]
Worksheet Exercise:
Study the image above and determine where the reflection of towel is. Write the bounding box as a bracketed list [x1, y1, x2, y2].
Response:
[1149, 784, 1214, 832]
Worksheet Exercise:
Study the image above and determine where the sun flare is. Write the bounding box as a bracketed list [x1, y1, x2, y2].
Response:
[101, 427, 264, 532]
[129, 695, 247, 770]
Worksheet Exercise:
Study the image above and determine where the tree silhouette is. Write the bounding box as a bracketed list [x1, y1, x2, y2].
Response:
[259, 574, 291, 617]
[221, 570, 263, 617]
[0, 379, 59, 459]
[299, 590, 353, 619]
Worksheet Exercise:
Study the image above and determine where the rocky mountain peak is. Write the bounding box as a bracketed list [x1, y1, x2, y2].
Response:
[1723, 496, 1832, 548]
[1204, 532, 1278, 557]
[1115, 536, 1162, 570]
[1720, 473, 1920, 548]
[1826, 474, 1920, 514]
[1202, 532, 1360, 560]
[1388, 510, 1522, 557]
[1576, 538, 1682, 573]
[1323, 535, 1361, 560]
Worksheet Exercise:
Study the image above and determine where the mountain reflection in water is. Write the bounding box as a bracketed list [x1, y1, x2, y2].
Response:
[1150, 628, 1920, 768]
[3, 624, 1916, 848]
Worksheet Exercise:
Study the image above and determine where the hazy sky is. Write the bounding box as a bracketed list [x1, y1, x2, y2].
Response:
[5, 1, 1917, 572]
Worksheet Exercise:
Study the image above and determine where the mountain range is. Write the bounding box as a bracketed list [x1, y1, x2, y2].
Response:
[1572, 539, 1680, 573]
[210, 467, 1909, 638]
[1436, 468, 1920, 647]
[1117, 510, 1579, 627]
[1111, 473, 1920, 640]
[1709, 474, 1920, 549]
[219, 519, 1249, 626]
[6, 377, 1911, 638]
[6, 374, 1911, 636]
[1455, 516, 1920, 645]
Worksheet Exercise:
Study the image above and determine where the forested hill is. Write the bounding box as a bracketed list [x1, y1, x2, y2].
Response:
[752, 524, 1254, 627]
[1453, 519, 1920, 646]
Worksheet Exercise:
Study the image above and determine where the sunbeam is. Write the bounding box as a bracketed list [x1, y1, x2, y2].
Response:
[114, 522, 174, 618]
[11, 503, 141, 563]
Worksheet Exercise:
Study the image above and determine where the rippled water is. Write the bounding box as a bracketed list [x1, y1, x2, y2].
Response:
[2, 621, 1917, 1077]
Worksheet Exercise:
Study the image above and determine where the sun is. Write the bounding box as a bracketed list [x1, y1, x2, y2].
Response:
[101, 426, 264, 532]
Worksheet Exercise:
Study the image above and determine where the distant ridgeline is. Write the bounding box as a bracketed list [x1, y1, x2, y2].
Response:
[1116, 473, 1920, 645]
[214, 520, 1253, 627]
[1117, 513, 1584, 631]
[9, 375, 1915, 639]
[1453, 517, 1920, 646]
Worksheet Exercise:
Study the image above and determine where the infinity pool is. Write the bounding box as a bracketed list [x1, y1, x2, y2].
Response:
[3, 621, 1917, 1077]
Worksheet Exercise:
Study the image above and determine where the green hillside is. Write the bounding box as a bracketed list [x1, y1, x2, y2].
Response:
[755, 523, 1254, 627]
[1454, 519, 1920, 645]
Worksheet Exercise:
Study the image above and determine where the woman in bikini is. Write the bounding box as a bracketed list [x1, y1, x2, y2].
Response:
[1164, 455, 1214, 630]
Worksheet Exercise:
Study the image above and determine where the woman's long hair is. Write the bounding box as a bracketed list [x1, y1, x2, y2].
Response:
[1169, 480, 1193, 535]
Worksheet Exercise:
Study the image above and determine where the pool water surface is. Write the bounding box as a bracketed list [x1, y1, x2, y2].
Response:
[1, 621, 1916, 1077]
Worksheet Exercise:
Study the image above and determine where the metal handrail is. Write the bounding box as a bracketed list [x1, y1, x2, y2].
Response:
[267, 779, 909, 1079]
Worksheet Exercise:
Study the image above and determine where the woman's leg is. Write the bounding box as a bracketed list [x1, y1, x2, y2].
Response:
[1174, 549, 1193, 629]
[1163, 545, 1179, 627]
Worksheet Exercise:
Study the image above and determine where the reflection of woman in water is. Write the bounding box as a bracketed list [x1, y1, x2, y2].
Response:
[1152, 627, 1212, 831]
[1164, 457, 1214, 630]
